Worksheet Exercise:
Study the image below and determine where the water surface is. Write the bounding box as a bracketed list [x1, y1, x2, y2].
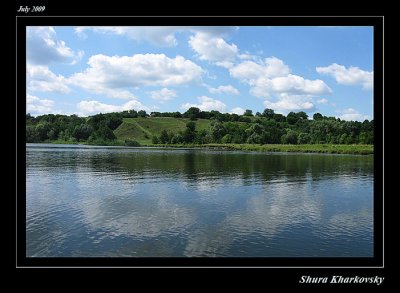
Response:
[26, 144, 373, 257]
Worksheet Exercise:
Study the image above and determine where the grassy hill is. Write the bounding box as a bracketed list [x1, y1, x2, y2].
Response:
[114, 117, 212, 144]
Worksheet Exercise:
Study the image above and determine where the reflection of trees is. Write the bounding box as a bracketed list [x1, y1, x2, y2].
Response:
[114, 150, 373, 184]
[27, 148, 373, 186]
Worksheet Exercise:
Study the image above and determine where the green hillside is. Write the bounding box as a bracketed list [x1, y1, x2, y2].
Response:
[114, 117, 212, 143]
[26, 109, 374, 154]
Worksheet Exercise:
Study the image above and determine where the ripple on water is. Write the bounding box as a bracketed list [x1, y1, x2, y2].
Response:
[26, 146, 374, 257]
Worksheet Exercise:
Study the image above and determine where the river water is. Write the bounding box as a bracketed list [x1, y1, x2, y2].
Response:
[26, 144, 374, 257]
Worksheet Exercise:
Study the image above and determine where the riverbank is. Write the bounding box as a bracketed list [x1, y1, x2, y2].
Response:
[144, 143, 373, 155]
[42, 141, 373, 155]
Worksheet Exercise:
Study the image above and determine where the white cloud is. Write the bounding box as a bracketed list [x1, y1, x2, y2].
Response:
[148, 88, 177, 102]
[189, 32, 238, 68]
[75, 26, 237, 47]
[26, 94, 55, 114]
[230, 107, 245, 115]
[230, 57, 331, 113]
[77, 99, 149, 116]
[238, 53, 254, 60]
[263, 94, 315, 114]
[27, 27, 83, 65]
[250, 74, 332, 98]
[317, 98, 328, 104]
[208, 85, 240, 95]
[27, 64, 70, 93]
[338, 108, 370, 121]
[316, 63, 373, 90]
[230, 57, 291, 82]
[181, 96, 226, 112]
[75, 26, 179, 46]
[68, 54, 203, 99]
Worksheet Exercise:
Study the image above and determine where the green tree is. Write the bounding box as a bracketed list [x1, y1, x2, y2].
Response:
[298, 133, 311, 144]
[313, 113, 323, 120]
[152, 135, 159, 144]
[196, 129, 211, 144]
[171, 133, 184, 144]
[182, 121, 196, 143]
[186, 121, 196, 132]
[221, 134, 232, 144]
[184, 107, 200, 120]
[35, 122, 50, 141]
[243, 109, 253, 116]
[159, 130, 170, 144]
[247, 133, 262, 144]
[297, 111, 308, 120]
[138, 110, 148, 117]
[263, 108, 275, 119]
[281, 129, 298, 144]
[210, 121, 227, 142]
[286, 112, 298, 125]
[94, 125, 116, 140]
[26, 125, 38, 142]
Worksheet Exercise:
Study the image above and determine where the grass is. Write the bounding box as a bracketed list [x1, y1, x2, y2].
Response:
[138, 143, 373, 155]
[202, 144, 373, 155]
[42, 140, 373, 155]
[113, 119, 150, 143]
[114, 117, 212, 144]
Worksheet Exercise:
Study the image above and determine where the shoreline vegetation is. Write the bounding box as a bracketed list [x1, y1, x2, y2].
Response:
[26, 107, 373, 155]
[32, 141, 373, 155]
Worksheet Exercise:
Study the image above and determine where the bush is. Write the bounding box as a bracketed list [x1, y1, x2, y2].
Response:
[124, 139, 141, 147]
[221, 134, 232, 144]
[298, 133, 311, 144]
[281, 130, 298, 144]
[152, 136, 159, 144]
[171, 133, 183, 144]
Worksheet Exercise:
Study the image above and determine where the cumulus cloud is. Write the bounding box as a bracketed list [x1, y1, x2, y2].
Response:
[77, 99, 149, 116]
[316, 63, 373, 90]
[189, 32, 238, 68]
[181, 96, 226, 112]
[230, 57, 331, 113]
[27, 26, 83, 65]
[230, 107, 245, 115]
[208, 85, 240, 95]
[317, 98, 328, 104]
[148, 88, 177, 102]
[250, 74, 332, 98]
[27, 94, 55, 114]
[68, 54, 203, 99]
[75, 26, 237, 47]
[338, 108, 370, 121]
[230, 57, 291, 81]
[263, 94, 315, 113]
[27, 64, 70, 93]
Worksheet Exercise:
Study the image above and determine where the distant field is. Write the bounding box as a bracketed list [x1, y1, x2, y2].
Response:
[114, 117, 212, 143]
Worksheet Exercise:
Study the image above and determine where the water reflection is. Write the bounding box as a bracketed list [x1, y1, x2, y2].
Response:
[26, 144, 373, 257]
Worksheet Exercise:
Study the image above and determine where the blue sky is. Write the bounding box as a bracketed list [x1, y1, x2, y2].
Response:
[26, 26, 373, 121]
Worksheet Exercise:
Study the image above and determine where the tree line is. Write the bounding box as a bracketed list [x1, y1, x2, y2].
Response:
[26, 107, 374, 145]
[26, 112, 123, 145]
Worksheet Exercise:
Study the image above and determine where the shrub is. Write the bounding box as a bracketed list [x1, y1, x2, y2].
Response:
[124, 139, 141, 147]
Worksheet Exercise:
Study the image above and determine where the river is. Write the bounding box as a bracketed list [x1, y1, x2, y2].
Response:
[26, 144, 373, 257]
